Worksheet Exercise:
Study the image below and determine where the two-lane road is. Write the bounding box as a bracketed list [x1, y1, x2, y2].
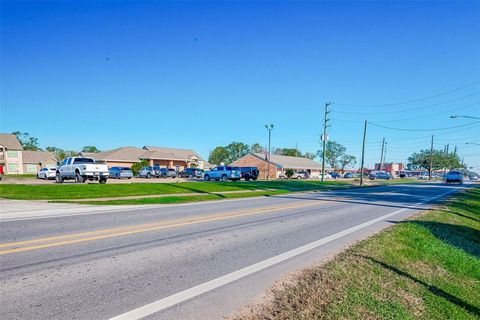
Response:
[0, 183, 466, 320]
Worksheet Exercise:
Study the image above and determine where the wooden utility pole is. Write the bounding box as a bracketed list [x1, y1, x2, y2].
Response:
[265, 124, 274, 180]
[360, 120, 367, 186]
[321, 102, 331, 182]
[429, 135, 434, 180]
[379, 137, 385, 171]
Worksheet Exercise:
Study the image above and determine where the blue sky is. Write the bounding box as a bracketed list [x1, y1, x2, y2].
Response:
[1, 1, 479, 169]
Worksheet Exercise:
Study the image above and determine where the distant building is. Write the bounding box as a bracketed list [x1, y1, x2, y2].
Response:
[22, 150, 57, 173]
[82, 146, 210, 171]
[230, 153, 325, 179]
[0, 133, 24, 174]
[374, 162, 405, 177]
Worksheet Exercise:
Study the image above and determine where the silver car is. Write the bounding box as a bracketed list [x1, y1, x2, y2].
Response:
[138, 166, 160, 178]
[204, 166, 241, 181]
[109, 166, 133, 179]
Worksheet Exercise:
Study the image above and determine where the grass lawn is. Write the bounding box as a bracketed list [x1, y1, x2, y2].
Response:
[0, 180, 354, 200]
[3, 174, 37, 179]
[232, 187, 480, 320]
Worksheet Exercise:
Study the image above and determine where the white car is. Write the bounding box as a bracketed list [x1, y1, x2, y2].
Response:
[37, 167, 57, 180]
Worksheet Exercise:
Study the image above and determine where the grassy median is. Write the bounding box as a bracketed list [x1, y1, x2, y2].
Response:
[0, 180, 353, 200]
[232, 187, 480, 320]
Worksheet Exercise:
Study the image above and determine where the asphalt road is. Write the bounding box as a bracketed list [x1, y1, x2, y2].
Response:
[0, 183, 467, 320]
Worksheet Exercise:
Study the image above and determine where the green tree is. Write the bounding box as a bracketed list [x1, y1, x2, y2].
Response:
[11, 131, 40, 151]
[208, 146, 230, 165]
[82, 146, 101, 153]
[225, 141, 250, 162]
[317, 141, 347, 169]
[339, 154, 357, 171]
[250, 143, 264, 153]
[408, 149, 462, 171]
[131, 159, 149, 176]
[285, 168, 295, 178]
[303, 152, 316, 160]
[274, 148, 302, 157]
[45, 146, 78, 161]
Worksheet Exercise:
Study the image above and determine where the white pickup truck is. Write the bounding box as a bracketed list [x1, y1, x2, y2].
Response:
[55, 157, 109, 184]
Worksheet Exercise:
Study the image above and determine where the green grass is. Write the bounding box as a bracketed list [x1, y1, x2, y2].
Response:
[232, 187, 480, 320]
[0, 180, 353, 200]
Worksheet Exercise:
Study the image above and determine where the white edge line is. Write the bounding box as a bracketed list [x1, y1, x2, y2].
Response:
[109, 187, 461, 320]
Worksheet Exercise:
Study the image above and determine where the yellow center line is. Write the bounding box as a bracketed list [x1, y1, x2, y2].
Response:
[0, 199, 332, 255]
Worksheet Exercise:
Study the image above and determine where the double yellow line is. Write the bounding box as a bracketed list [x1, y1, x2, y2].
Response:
[0, 200, 325, 255]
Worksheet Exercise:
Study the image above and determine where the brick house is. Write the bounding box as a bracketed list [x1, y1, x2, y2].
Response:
[230, 153, 324, 179]
[82, 146, 210, 171]
[0, 133, 24, 174]
[374, 162, 405, 177]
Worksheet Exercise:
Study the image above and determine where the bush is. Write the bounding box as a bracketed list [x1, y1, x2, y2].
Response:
[131, 159, 148, 176]
[285, 169, 295, 179]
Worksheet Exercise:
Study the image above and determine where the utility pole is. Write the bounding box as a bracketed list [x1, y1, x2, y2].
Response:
[360, 120, 367, 186]
[321, 102, 331, 182]
[379, 137, 385, 171]
[383, 142, 387, 167]
[453, 145, 457, 155]
[265, 124, 274, 180]
[429, 135, 434, 180]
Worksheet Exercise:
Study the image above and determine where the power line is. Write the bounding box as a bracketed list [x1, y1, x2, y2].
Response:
[333, 80, 480, 107]
[369, 121, 480, 132]
[331, 91, 480, 115]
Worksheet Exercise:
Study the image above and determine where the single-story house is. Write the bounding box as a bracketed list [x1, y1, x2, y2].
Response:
[82, 146, 210, 171]
[0, 133, 24, 174]
[230, 153, 326, 179]
[22, 150, 57, 173]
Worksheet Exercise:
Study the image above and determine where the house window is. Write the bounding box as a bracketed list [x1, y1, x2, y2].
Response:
[27, 164, 37, 173]
[7, 151, 18, 158]
[8, 163, 19, 173]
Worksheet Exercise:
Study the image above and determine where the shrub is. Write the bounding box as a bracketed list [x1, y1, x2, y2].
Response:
[285, 168, 295, 179]
[131, 159, 149, 176]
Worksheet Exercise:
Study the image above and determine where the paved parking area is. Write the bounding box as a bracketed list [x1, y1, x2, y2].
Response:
[0, 177, 203, 185]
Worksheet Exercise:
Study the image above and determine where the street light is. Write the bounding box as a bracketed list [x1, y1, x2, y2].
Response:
[265, 124, 274, 180]
[450, 115, 480, 120]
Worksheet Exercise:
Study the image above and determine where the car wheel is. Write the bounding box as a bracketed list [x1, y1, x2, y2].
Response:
[204, 175, 210, 181]
[55, 172, 63, 183]
[147, 173, 151, 179]
[221, 175, 228, 182]
[75, 173, 84, 183]
[253, 177, 257, 180]
[99, 179, 107, 184]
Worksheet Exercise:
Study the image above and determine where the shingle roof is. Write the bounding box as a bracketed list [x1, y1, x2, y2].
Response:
[0, 133, 23, 150]
[142, 146, 206, 161]
[250, 153, 324, 170]
[22, 150, 56, 163]
[84, 147, 145, 162]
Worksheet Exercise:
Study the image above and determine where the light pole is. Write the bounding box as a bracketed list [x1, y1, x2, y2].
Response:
[265, 124, 274, 180]
[450, 115, 480, 120]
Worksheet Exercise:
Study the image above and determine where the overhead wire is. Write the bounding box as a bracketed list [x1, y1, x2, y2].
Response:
[332, 80, 480, 107]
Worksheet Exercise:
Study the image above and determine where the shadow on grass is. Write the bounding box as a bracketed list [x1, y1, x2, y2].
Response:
[358, 255, 480, 317]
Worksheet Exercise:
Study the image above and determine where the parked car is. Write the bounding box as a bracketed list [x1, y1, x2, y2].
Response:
[310, 172, 332, 179]
[444, 170, 463, 184]
[469, 175, 478, 181]
[159, 168, 177, 178]
[0, 165, 4, 180]
[330, 172, 341, 179]
[369, 172, 392, 180]
[179, 168, 204, 178]
[418, 172, 430, 180]
[37, 167, 57, 180]
[236, 167, 259, 181]
[55, 157, 109, 184]
[204, 166, 241, 181]
[138, 166, 160, 178]
[343, 172, 355, 179]
[109, 166, 133, 179]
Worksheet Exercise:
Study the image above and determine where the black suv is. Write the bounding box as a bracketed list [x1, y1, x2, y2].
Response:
[236, 167, 259, 181]
[179, 168, 204, 178]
